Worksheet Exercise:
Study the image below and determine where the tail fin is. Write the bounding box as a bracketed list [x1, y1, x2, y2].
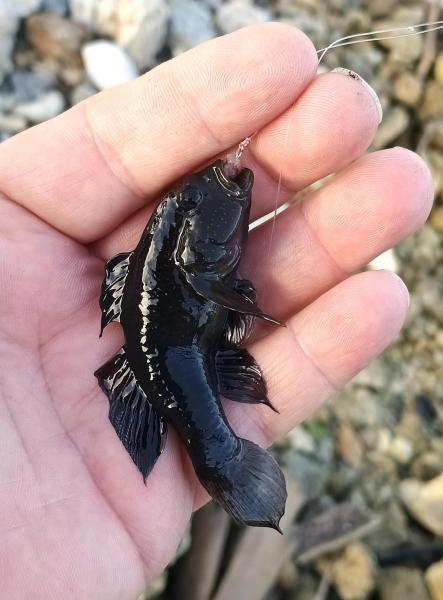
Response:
[201, 439, 287, 531]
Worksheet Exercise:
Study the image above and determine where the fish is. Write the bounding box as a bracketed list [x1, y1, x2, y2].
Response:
[94, 159, 287, 530]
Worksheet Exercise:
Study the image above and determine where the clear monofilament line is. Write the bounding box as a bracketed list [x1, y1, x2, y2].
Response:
[317, 20, 443, 63]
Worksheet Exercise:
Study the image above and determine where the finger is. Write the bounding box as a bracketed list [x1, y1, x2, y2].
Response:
[229, 269, 409, 446]
[0, 23, 317, 243]
[93, 67, 384, 257]
[251, 69, 383, 194]
[242, 147, 433, 318]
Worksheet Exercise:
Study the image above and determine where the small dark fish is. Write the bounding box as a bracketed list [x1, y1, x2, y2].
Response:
[95, 160, 287, 530]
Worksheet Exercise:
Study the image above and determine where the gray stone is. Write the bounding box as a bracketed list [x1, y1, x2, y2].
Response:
[372, 105, 410, 150]
[0, 113, 27, 134]
[9, 68, 54, 103]
[40, 0, 68, 15]
[70, 81, 97, 105]
[14, 89, 65, 122]
[216, 0, 270, 35]
[168, 0, 216, 56]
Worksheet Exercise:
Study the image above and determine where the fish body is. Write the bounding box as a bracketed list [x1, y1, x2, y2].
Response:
[95, 160, 287, 529]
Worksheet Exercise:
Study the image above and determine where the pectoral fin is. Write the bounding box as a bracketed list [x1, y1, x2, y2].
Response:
[224, 279, 256, 345]
[99, 252, 132, 335]
[216, 348, 278, 412]
[186, 273, 283, 326]
[94, 347, 167, 481]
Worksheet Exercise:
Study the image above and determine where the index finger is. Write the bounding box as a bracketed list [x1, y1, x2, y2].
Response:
[0, 23, 317, 243]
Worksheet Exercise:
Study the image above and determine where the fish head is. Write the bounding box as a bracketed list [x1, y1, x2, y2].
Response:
[175, 160, 253, 277]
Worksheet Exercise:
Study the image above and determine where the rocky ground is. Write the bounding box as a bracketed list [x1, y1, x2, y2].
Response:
[1, 1, 443, 599]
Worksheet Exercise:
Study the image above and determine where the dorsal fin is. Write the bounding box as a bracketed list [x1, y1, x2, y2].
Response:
[99, 252, 132, 335]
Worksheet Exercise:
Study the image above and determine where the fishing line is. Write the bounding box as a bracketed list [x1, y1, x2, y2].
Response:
[237, 17, 443, 275]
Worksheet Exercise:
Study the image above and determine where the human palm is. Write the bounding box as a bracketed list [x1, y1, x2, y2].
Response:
[0, 24, 433, 599]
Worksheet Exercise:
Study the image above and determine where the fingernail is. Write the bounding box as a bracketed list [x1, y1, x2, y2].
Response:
[332, 67, 383, 124]
[390, 271, 410, 308]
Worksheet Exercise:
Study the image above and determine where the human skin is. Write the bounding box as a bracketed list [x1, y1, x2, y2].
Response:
[0, 23, 434, 599]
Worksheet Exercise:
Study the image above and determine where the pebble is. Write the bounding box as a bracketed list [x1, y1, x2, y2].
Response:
[70, 81, 97, 105]
[420, 81, 443, 121]
[331, 544, 375, 600]
[286, 426, 316, 454]
[434, 53, 443, 88]
[388, 436, 414, 465]
[426, 561, 443, 600]
[81, 40, 138, 90]
[9, 68, 54, 103]
[368, 248, 399, 273]
[40, 0, 69, 15]
[411, 452, 443, 481]
[372, 105, 409, 150]
[216, 0, 270, 35]
[335, 422, 363, 467]
[26, 13, 90, 68]
[400, 474, 443, 536]
[393, 71, 422, 107]
[14, 89, 65, 122]
[169, 0, 216, 56]
[94, 0, 170, 70]
[0, 113, 27, 134]
[379, 568, 430, 600]
[431, 208, 443, 234]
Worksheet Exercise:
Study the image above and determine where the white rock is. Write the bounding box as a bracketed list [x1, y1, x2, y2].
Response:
[14, 90, 65, 122]
[72, 0, 170, 69]
[0, 113, 27, 134]
[216, 0, 270, 35]
[169, 0, 216, 56]
[81, 40, 138, 90]
[400, 474, 443, 536]
[368, 248, 399, 273]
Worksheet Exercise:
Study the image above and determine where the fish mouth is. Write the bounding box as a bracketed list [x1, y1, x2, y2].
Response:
[215, 162, 253, 195]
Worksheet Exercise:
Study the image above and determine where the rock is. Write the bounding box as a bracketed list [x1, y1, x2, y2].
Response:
[388, 436, 414, 465]
[0, 0, 42, 83]
[216, 0, 270, 35]
[286, 426, 316, 454]
[366, 0, 397, 18]
[372, 105, 409, 150]
[393, 71, 422, 107]
[435, 53, 443, 88]
[420, 81, 443, 121]
[431, 208, 443, 234]
[379, 568, 430, 600]
[277, 6, 328, 47]
[411, 452, 443, 481]
[81, 40, 138, 90]
[72, 0, 170, 70]
[365, 500, 410, 550]
[330, 543, 375, 600]
[9, 67, 54, 102]
[336, 422, 363, 467]
[277, 560, 298, 590]
[285, 443, 332, 500]
[375, 7, 425, 65]
[334, 388, 382, 428]
[400, 474, 443, 536]
[70, 80, 97, 104]
[14, 89, 65, 122]
[416, 279, 443, 324]
[169, 0, 216, 56]
[426, 561, 443, 600]
[40, 0, 68, 15]
[421, 150, 443, 196]
[0, 113, 27, 134]
[26, 12, 90, 67]
[368, 248, 399, 273]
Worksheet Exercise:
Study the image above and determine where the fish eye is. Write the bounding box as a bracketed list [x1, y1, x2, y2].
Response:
[180, 186, 203, 211]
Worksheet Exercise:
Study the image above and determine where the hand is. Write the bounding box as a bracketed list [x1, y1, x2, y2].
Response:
[0, 23, 433, 599]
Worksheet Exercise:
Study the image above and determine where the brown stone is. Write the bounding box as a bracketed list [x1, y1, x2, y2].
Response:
[25, 12, 90, 68]
[426, 560, 443, 600]
[336, 422, 363, 467]
[393, 71, 422, 107]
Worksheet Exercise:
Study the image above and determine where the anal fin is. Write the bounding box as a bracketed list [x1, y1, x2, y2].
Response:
[216, 348, 277, 412]
[94, 347, 167, 481]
